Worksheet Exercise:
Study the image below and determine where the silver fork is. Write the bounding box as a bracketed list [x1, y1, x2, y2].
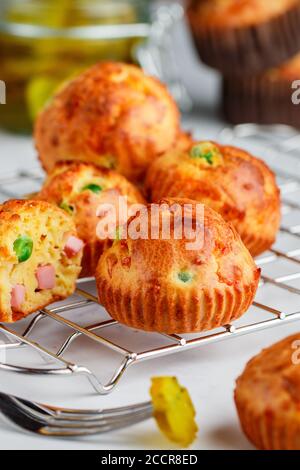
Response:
[0, 392, 153, 437]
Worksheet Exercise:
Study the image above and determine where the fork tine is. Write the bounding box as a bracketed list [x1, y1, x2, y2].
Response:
[51, 407, 153, 424]
[16, 400, 153, 428]
[45, 410, 153, 431]
[18, 396, 153, 421]
[40, 412, 153, 437]
[4, 393, 153, 432]
[101, 402, 153, 417]
[55, 403, 153, 420]
[14, 396, 53, 416]
[2, 399, 152, 437]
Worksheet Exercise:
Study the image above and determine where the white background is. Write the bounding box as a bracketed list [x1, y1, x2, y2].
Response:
[0, 10, 300, 451]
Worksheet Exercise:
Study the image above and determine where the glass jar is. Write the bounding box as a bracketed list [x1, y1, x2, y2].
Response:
[0, 0, 151, 133]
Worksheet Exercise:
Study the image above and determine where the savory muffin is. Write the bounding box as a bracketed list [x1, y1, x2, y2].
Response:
[235, 333, 300, 450]
[35, 62, 181, 183]
[0, 199, 83, 323]
[187, 0, 300, 75]
[145, 141, 281, 257]
[37, 161, 145, 278]
[96, 198, 260, 334]
[223, 52, 300, 127]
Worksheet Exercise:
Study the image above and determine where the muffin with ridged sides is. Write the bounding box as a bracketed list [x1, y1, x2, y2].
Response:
[235, 333, 300, 450]
[187, 0, 300, 75]
[35, 62, 181, 184]
[96, 198, 260, 334]
[37, 161, 145, 278]
[0, 199, 83, 323]
[223, 52, 300, 128]
[145, 141, 281, 257]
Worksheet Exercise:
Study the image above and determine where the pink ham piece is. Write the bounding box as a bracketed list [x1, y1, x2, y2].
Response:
[64, 236, 84, 258]
[11, 284, 26, 310]
[36, 264, 56, 290]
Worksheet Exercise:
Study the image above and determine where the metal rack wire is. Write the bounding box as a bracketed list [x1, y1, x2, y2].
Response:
[1, 124, 300, 395]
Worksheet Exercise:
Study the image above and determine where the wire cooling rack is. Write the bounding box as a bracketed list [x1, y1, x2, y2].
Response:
[1, 124, 300, 395]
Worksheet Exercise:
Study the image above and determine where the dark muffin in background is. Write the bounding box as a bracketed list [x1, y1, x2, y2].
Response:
[223, 53, 300, 128]
[187, 0, 300, 76]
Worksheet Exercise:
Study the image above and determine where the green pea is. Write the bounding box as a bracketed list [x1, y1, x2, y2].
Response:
[59, 201, 74, 215]
[190, 146, 214, 165]
[13, 235, 33, 263]
[189, 141, 223, 166]
[81, 183, 103, 194]
[178, 271, 192, 283]
[114, 226, 122, 241]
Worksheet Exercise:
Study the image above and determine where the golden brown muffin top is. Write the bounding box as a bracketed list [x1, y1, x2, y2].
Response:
[0, 199, 71, 231]
[235, 333, 300, 418]
[35, 62, 180, 182]
[187, 0, 299, 29]
[0, 199, 63, 220]
[37, 161, 145, 244]
[97, 198, 260, 292]
[146, 141, 280, 224]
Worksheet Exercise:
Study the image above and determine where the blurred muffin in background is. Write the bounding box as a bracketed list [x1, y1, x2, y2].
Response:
[145, 141, 281, 257]
[37, 162, 145, 278]
[35, 62, 182, 184]
[187, 0, 300, 76]
[223, 52, 300, 128]
[176, 130, 194, 152]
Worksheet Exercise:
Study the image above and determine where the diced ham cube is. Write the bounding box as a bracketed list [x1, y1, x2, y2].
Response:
[64, 236, 84, 258]
[11, 284, 26, 310]
[36, 264, 56, 290]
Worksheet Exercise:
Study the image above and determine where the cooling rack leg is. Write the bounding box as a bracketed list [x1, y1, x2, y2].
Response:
[75, 354, 137, 395]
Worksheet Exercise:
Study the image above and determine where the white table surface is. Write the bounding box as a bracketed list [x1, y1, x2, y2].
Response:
[1, 21, 300, 451]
